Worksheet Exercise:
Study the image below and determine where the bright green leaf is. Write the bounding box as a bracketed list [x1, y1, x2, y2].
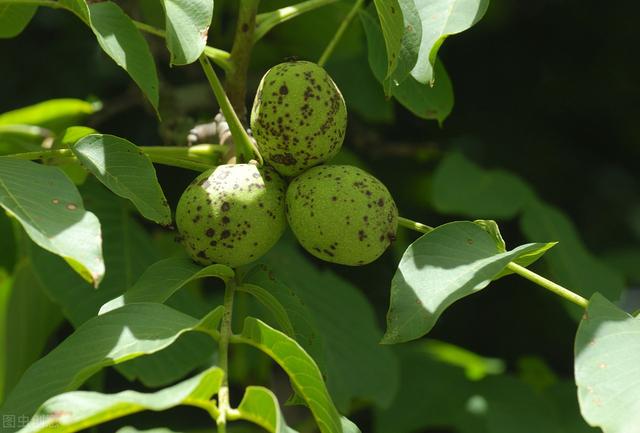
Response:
[99, 255, 233, 314]
[0, 99, 99, 133]
[0, 303, 222, 424]
[19, 367, 223, 433]
[71, 134, 171, 225]
[361, 7, 453, 124]
[235, 386, 298, 433]
[161, 0, 213, 65]
[383, 221, 554, 343]
[422, 339, 505, 380]
[236, 317, 343, 433]
[575, 293, 640, 433]
[0, 158, 104, 286]
[0, 4, 37, 38]
[431, 153, 535, 219]
[410, 0, 489, 84]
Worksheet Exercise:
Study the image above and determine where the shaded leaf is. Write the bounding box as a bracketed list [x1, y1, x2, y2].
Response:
[410, 0, 489, 84]
[575, 293, 640, 433]
[100, 255, 233, 314]
[520, 201, 625, 316]
[361, 7, 453, 124]
[2, 261, 63, 399]
[236, 317, 343, 433]
[0, 158, 104, 286]
[0, 4, 37, 38]
[431, 153, 535, 219]
[20, 367, 223, 433]
[0, 303, 222, 424]
[162, 0, 213, 65]
[257, 236, 398, 411]
[383, 221, 554, 343]
[237, 283, 296, 338]
[71, 134, 171, 225]
[236, 386, 298, 433]
[372, 0, 404, 90]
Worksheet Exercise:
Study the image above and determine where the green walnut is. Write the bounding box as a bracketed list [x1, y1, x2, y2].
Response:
[250, 61, 347, 177]
[286, 165, 398, 265]
[176, 164, 287, 267]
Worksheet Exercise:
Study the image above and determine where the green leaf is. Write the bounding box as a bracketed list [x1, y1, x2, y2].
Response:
[410, 0, 489, 84]
[372, 0, 404, 91]
[0, 158, 104, 286]
[0, 4, 37, 38]
[2, 260, 63, 400]
[236, 317, 343, 433]
[431, 153, 535, 219]
[71, 134, 171, 225]
[237, 283, 296, 338]
[0, 98, 100, 133]
[0, 303, 222, 424]
[361, 7, 453, 124]
[19, 367, 223, 433]
[422, 339, 505, 381]
[520, 201, 625, 314]
[235, 386, 298, 433]
[383, 221, 554, 343]
[575, 293, 640, 433]
[59, 0, 159, 112]
[99, 255, 233, 314]
[387, 0, 422, 87]
[257, 237, 398, 411]
[161, 0, 213, 65]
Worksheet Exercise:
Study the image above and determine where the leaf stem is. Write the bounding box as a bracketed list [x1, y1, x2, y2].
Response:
[506, 262, 588, 308]
[198, 54, 262, 164]
[317, 0, 364, 67]
[216, 278, 237, 432]
[253, 0, 339, 43]
[398, 215, 589, 309]
[398, 216, 434, 234]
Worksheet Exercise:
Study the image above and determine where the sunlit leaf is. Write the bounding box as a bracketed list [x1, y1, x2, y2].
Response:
[161, 0, 213, 65]
[235, 386, 298, 433]
[0, 5, 37, 38]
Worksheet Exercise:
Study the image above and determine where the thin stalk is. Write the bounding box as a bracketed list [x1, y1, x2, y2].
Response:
[506, 262, 588, 308]
[216, 278, 237, 433]
[226, 0, 260, 118]
[8, 149, 72, 160]
[253, 0, 339, 42]
[398, 215, 589, 309]
[398, 216, 434, 234]
[199, 54, 262, 164]
[318, 0, 364, 67]
[0, 124, 53, 137]
[142, 144, 228, 158]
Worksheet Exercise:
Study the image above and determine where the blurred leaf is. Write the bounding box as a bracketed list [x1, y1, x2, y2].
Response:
[0, 158, 104, 286]
[575, 293, 640, 433]
[237, 283, 296, 338]
[602, 247, 640, 283]
[20, 367, 223, 433]
[116, 429, 182, 433]
[236, 386, 298, 433]
[410, 0, 490, 84]
[257, 236, 399, 411]
[0, 303, 222, 424]
[71, 134, 171, 225]
[0, 99, 99, 133]
[372, 0, 404, 92]
[237, 317, 342, 433]
[520, 201, 625, 316]
[2, 261, 63, 401]
[0, 4, 37, 38]
[431, 153, 535, 219]
[99, 255, 232, 314]
[0, 268, 11, 402]
[0, 211, 15, 271]
[59, 0, 159, 112]
[383, 221, 554, 343]
[516, 356, 558, 393]
[423, 339, 505, 380]
[361, 7, 453, 123]
[161, 0, 213, 65]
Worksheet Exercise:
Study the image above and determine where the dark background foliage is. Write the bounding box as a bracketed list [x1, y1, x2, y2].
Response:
[1, 0, 638, 431]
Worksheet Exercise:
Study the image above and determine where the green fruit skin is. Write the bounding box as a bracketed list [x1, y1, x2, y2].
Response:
[286, 165, 398, 266]
[176, 164, 287, 267]
[250, 61, 347, 177]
